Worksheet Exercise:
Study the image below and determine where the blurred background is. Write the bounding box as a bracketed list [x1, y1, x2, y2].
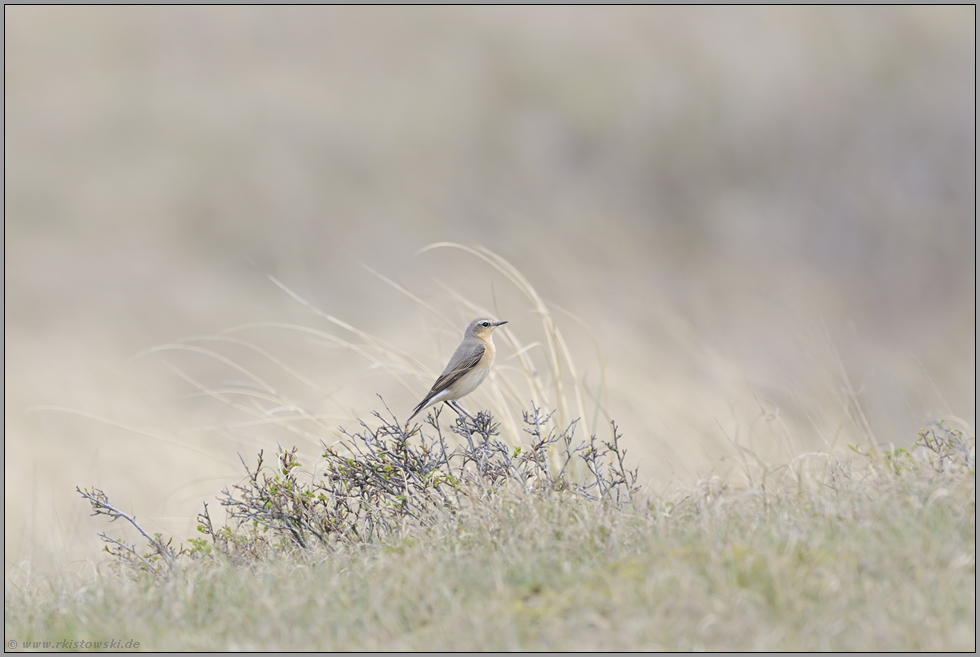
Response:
[5, 7, 975, 574]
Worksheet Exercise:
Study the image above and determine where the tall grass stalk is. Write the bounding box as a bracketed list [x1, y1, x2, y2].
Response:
[122, 245, 610, 477]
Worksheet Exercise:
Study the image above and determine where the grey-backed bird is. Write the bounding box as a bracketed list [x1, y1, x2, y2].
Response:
[407, 317, 507, 423]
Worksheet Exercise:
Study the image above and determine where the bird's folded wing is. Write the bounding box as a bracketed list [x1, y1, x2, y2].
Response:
[410, 344, 487, 420]
[427, 344, 486, 398]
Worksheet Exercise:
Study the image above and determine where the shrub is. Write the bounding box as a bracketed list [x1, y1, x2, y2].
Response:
[80, 401, 638, 572]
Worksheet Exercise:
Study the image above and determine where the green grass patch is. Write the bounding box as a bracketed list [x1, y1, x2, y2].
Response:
[6, 421, 974, 651]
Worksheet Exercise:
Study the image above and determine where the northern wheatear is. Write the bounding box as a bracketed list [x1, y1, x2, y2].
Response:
[407, 317, 508, 423]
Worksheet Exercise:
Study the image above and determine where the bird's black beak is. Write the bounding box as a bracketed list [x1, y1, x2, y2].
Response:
[495, 320, 508, 326]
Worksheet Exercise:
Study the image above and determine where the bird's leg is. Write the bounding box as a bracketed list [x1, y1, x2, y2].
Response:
[444, 400, 475, 422]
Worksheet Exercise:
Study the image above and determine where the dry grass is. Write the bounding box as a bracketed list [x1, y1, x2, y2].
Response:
[4, 256, 975, 651]
[5, 420, 974, 651]
[91, 244, 616, 484]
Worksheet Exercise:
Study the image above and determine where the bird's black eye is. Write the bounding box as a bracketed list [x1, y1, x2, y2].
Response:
[482, 321, 490, 327]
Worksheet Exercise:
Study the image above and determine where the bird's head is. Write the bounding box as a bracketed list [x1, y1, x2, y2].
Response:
[465, 317, 508, 340]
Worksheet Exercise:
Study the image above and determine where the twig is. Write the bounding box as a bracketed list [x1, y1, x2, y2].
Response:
[77, 486, 179, 575]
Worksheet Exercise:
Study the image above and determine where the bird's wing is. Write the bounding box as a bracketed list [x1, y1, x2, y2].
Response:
[411, 343, 486, 415]
[430, 342, 486, 395]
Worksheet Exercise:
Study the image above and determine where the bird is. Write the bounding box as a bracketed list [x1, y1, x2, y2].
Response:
[407, 317, 508, 424]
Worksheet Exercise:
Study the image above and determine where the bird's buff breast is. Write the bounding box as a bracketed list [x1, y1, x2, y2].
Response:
[453, 363, 491, 398]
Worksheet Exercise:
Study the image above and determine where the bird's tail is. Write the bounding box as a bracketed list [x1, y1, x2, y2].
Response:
[406, 398, 428, 424]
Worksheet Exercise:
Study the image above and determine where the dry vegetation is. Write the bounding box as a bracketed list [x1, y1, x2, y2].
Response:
[5, 7, 975, 652]
[5, 259, 977, 651]
[6, 417, 975, 651]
